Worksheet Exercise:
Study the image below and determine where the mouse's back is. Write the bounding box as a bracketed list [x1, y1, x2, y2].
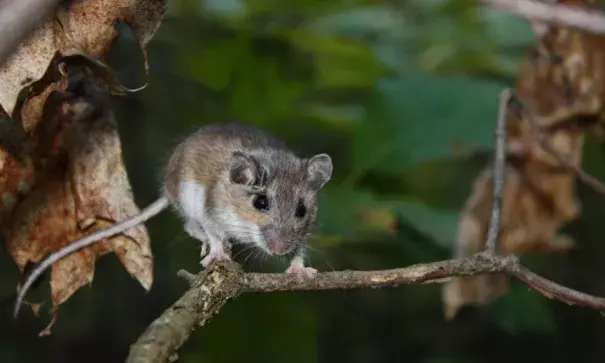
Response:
[163, 122, 289, 200]
[192, 122, 287, 151]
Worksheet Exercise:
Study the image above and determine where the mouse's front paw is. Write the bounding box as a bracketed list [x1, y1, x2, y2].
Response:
[200, 249, 231, 268]
[286, 265, 318, 279]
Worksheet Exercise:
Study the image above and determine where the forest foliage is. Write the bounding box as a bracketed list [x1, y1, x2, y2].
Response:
[2, 0, 605, 363]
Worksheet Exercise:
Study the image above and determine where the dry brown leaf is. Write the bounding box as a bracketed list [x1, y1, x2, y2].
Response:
[0, 17, 58, 119]
[0, 0, 165, 326]
[0, 0, 166, 125]
[20, 68, 70, 132]
[442, 0, 605, 319]
[2, 68, 152, 326]
[65, 83, 153, 293]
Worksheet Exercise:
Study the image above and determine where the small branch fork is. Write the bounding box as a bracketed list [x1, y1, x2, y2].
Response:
[124, 88, 605, 363]
[126, 256, 605, 363]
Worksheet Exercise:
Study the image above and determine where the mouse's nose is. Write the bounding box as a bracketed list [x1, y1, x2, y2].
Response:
[264, 229, 287, 255]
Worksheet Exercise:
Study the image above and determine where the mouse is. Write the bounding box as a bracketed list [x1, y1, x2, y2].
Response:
[13, 122, 333, 318]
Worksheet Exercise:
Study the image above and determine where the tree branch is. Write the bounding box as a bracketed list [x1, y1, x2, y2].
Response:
[126, 253, 605, 363]
[480, 0, 605, 36]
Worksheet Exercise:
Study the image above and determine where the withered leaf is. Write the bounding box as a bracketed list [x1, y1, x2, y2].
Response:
[0, 18, 57, 119]
[66, 89, 153, 294]
[2, 71, 153, 321]
[0, 0, 166, 125]
[443, 0, 605, 319]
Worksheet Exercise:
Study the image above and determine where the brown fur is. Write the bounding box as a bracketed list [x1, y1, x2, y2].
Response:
[162, 122, 331, 252]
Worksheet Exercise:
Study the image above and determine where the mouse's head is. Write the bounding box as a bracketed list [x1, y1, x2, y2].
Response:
[224, 150, 332, 256]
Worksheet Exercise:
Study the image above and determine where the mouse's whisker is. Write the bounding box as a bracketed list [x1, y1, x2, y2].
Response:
[249, 249, 264, 271]
[276, 254, 287, 265]
[305, 245, 335, 272]
[233, 244, 257, 259]
[242, 247, 257, 266]
[262, 250, 270, 264]
[259, 249, 271, 267]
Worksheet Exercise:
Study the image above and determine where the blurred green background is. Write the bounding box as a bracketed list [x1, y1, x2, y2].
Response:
[3, 0, 605, 362]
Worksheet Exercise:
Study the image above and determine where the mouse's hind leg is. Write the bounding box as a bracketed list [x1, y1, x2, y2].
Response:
[187, 217, 231, 267]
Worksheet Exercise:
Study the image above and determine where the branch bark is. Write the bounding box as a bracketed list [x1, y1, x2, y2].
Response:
[485, 89, 511, 254]
[125, 253, 605, 363]
[479, 0, 605, 36]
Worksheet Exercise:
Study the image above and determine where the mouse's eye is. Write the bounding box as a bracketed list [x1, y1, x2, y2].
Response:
[295, 200, 306, 218]
[253, 194, 270, 211]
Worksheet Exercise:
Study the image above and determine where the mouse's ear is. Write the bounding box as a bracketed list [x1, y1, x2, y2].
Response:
[306, 153, 333, 191]
[229, 151, 260, 185]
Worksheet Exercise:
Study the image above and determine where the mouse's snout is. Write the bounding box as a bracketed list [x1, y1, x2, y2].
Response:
[262, 227, 288, 255]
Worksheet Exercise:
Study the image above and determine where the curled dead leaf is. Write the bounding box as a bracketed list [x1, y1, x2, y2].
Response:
[443, 0, 605, 319]
[0, 0, 166, 129]
[2, 68, 153, 327]
[65, 80, 153, 292]
[443, 161, 580, 318]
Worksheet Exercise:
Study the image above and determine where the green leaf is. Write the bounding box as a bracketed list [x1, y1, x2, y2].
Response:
[317, 184, 459, 252]
[306, 5, 409, 39]
[181, 39, 245, 91]
[244, 0, 350, 15]
[304, 5, 413, 72]
[394, 200, 459, 249]
[201, 0, 246, 18]
[229, 56, 304, 124]
[285, 30, 388, 88]
[489, 282, 557, 335]
[481, 8, 535, 48]
[300, 103, 364, 125]
[350, 73, 504, 177]
[316, 186, 381, 237]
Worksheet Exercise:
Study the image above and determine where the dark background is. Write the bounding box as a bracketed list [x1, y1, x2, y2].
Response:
[2, 0, 605, 362]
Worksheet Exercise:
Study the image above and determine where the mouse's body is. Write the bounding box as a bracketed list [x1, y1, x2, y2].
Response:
[14, 122, 333, 318]
[164, 122, 332, 270]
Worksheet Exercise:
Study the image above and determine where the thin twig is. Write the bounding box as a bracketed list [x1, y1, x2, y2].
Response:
[176, 270, 197, 286]
[511, 264, 605, 310]
[480, 0, 605, 36]
[511, 97, 605, 196]
[485, 89, 512, 254]
[125, 253, 605, 363]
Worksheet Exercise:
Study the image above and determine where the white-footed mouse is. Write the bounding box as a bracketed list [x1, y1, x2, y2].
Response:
[14, 122, 333, 318]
